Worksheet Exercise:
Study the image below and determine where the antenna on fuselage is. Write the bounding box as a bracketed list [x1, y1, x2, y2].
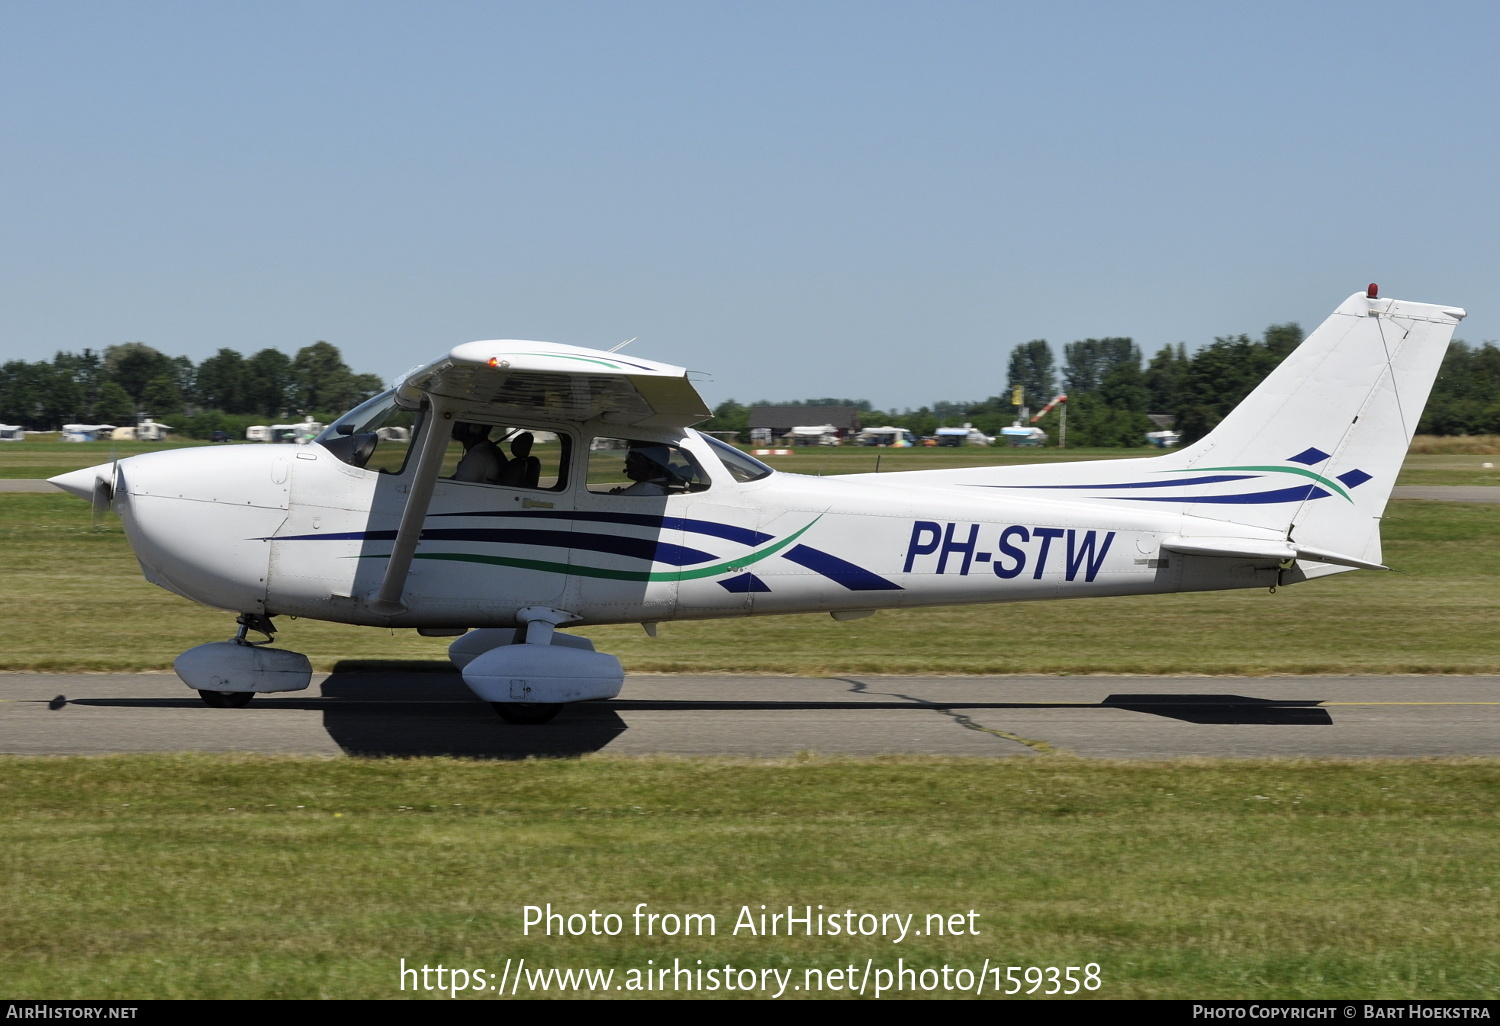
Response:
[608, 337, 637, 353]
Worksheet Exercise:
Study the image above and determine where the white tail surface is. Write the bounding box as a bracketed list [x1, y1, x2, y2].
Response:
[1154, 291, 1464, 564]
[858, 291, 1465, 569]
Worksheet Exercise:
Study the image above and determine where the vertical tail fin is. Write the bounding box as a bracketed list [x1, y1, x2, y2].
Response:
[1157, 290, 1465, 565]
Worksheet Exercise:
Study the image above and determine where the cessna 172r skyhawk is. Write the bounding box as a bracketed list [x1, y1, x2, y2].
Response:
[50, 287, 1465, 723]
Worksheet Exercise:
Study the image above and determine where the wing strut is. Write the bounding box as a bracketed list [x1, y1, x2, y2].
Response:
[366, 396, 456, 615]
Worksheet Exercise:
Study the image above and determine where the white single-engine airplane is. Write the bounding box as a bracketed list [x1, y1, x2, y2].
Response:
[51, 287, 1464, 723]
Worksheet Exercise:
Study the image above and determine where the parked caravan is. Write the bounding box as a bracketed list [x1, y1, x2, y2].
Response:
[62, 424, 116, 442]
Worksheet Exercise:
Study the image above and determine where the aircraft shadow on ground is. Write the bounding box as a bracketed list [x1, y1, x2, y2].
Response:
[60, 677, 1331, 757]
[318, 669, 629, 758]
[314, 676, 1330, 749]
[833, 678, 1332, 726]
[1097, 694, 1332, 725]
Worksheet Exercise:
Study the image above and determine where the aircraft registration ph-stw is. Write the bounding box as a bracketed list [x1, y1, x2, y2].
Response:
[50, 287, 1466, 723]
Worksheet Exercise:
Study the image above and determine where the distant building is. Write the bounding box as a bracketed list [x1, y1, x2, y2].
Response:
[747, 406, 862, 442]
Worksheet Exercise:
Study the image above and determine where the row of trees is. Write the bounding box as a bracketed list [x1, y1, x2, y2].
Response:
[6, 326, 1497, 446]
[0, 341, 384, 436]
[1421, 340, 1500, 436]
[707, 327, 1500, 446]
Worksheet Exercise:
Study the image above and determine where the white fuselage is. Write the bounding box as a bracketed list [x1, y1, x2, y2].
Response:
[105, 426, 1316, 631]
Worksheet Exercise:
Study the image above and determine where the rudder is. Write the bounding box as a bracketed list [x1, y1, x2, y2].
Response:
[1157, 289, 1465, 565]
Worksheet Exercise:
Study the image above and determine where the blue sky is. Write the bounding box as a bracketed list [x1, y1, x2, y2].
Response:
[2, 1, 1495, 410]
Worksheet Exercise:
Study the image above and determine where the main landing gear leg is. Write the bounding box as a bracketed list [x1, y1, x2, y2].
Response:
[459, 607, 624, 725]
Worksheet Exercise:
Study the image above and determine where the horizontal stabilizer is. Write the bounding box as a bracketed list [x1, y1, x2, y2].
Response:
[1161, 536, 1387, 571]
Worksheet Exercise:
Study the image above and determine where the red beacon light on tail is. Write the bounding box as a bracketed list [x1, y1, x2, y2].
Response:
[1367, 283, 1379, 299]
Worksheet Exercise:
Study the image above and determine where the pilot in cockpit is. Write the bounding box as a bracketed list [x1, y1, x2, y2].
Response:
[452, 421, 507, 484]
[612, 443, 676, 496]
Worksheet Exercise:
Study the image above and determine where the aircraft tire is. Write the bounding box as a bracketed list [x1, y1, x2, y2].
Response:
[491, 702, 562, 725]
[199, 690, 255, 708]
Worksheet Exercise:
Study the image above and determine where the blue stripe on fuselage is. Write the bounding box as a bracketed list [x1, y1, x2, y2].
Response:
[272, 526, 717, 566]
[1098, 485, 1332, 504]
[971, 474, 1258, 490]
[431, 508, 771, 546]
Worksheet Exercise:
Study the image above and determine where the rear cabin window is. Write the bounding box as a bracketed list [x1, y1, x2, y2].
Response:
[443, 421, 569, 490]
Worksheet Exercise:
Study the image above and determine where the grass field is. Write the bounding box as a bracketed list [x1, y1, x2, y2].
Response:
[0, 754, 1495, 999]
[3, 491, 1497, 674]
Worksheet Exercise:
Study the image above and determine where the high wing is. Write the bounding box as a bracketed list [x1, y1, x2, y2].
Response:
[395, 340, 710, 428]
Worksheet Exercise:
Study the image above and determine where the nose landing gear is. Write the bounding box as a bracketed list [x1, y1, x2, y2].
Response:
[174, 614, 314, 708]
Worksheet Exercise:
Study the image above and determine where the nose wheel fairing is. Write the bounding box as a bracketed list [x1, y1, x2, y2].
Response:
[173, 614, 312, 704]
[174, 640, 313, 695]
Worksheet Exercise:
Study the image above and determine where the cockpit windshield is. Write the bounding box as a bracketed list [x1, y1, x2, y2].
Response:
[315, 389, 420, 473]
[697, 431, 774, 483]
[316, 390, 412, 440]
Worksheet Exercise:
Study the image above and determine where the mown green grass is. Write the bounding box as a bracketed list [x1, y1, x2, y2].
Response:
[3, 493, 1497, 673]
[0, 755, 1493, 999]
[1387, 455, 1500, 488]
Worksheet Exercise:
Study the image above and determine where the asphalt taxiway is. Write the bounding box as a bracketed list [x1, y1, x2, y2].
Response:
[2, 672, 1495, 760]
